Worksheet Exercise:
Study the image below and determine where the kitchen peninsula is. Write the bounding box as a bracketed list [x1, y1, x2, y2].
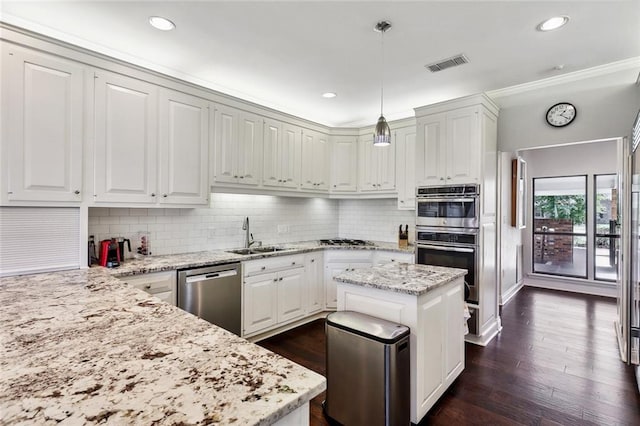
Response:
[0, 268, 325, 425]
[334, 262, 467, 423]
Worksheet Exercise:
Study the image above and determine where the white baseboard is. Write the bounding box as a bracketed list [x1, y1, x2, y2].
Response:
[500, 280, 524, 306]
[465, 318, 502, 346]
[636, 366, 640, 394]
[524, 275, 617, 298]
[245, 311, 329, 343]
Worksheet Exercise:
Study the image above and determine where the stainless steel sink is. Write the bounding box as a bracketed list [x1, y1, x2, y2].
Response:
[226, 246, 288, 255]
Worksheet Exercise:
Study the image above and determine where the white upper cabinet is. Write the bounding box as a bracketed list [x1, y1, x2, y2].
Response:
[396, 126, 417, 209]
[358, 138, 395, 192]
[415, 95, 498, 190]
[301, 130, 329, 191]
[330, 136, 358, 192]
[2, 44, 84, 203]
[158, 89, 209, 205]
[263, 119, 300, 189]
[94, 70, 158, 203]
[212, 104, 262, 186]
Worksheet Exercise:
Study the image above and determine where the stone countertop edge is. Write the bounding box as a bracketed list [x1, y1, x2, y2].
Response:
[0, 268, 326, 425]
[333, 263, 468, 296]
[108, 240, 415, 278]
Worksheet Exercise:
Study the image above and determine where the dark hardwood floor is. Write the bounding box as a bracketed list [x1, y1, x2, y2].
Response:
[258, 287, 640, 425]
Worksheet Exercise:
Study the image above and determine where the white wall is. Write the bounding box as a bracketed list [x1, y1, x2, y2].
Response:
[89, 194, 339, 257]
[338, 199, 416, 243]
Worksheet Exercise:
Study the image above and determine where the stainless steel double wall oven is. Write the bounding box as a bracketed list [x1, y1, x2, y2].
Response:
[416, 184, 480, 305]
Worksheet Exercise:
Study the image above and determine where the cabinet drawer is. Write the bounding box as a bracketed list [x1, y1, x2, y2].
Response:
[324, 250, 373, 264]
[124, 271, 177, 305]
[244, 254, 305, 276]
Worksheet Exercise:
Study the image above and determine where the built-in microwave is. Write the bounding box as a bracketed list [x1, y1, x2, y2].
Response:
[416, 184, 480, 228]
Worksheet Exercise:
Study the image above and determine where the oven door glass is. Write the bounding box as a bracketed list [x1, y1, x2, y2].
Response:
[417, 199, 476, 219]
[416, 244, 477, 304]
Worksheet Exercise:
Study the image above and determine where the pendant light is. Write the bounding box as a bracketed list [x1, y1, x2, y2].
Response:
[373, 20, 392, 147]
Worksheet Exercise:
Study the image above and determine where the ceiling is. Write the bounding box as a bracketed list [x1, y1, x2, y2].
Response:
[1, 1, 639, 128]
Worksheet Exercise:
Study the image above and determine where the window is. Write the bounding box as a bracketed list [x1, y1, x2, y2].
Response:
[594, 174, 619, 281]
[532, 176, 587, 278]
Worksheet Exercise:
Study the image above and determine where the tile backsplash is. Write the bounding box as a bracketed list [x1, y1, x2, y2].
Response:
[88, 195, 415, 257]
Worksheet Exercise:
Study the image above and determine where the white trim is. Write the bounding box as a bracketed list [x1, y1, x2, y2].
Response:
[524, 275, 617, 298]
[245, 311, 328, 343]
[464, 318, 501, 347]
[636, 366, 640, 393]
[488, 57, 640, 99]
[500, 280, 524, 306]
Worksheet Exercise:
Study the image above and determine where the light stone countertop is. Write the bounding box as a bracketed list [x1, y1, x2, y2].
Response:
[0, 267, 325, 425]
[333, 262, 467, 296]
[108, 240, 414, 278]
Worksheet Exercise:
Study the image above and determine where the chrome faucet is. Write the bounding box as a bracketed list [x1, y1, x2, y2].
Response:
[242, 217, 261, 248]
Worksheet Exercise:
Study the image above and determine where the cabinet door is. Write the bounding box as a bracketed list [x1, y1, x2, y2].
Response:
[300, 130, 316, 190]
[3, 45, 84, 202]
[314, 134, 330, 191]
[158, 89, 209, 205]
[213, 104, 239, 184]
[358, 138, 377, 191]
[262, 119, 281, 187]
[376, 143, 395, 191]
[244, 273, 278, 335]
[237, 111, 263, 185]
[331, 137, 357, 192]
[446, 106, 479, 184]
[416, 113, 446, 186]
[305, 253, 324, 314]
[417, 294, 445, 414]
[324, 263, 347, 309]
[444, 282, 464, 385]
[280, 123, 301, 188]
[277, 267, 306, 323]
[94, 71, 158, 203]
[126, 270, 177, 306]
[396, 127, 417, 209]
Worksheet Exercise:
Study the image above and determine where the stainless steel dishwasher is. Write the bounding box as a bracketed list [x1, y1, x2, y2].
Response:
[177, 263, 241, 335]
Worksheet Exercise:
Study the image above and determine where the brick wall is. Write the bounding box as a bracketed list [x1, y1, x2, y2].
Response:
[533, 218, 574, 264]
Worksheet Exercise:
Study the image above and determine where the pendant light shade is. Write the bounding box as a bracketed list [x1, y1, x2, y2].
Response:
[373, 20, 392, 147]
[373, 115, 391, 146]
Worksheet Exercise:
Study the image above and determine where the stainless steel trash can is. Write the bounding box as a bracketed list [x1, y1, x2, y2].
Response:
[324, 311, 410, 426]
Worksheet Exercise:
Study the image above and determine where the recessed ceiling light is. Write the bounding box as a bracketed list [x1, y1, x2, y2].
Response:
[322, 92, 337, 98]
[149, 16, 175, 31]
[536, 16, 570, 32]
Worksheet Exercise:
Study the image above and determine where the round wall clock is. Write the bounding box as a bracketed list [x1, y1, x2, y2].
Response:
[546, 102, 577, 127]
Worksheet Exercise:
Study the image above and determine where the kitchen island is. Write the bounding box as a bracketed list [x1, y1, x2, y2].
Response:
[334, 262, 467, 423]
[0, 268, 325, 425]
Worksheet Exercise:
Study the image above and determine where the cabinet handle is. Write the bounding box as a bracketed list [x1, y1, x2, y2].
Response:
[273, 278, 278, 282]
[145, 285, 151, 289]
[163, 194, 168, 198]
[261, 266, 266, 270]
[311, 259, 315, 263]
[240, 176, 244, 179]
[439, 178, 444, 181]
[333, 185, 337, 187]
[151, 193, 156, 197]
[292, 262, 296, 265]
[74, 190, 80, 195]
[447, 176, 451, 180]
[234, 175, 238, 178]
[400, 200, 404, 203]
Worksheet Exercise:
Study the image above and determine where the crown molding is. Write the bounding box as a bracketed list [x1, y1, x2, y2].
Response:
[488, 57, 640, 99]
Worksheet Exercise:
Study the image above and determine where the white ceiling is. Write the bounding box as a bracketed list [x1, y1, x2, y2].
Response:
[2, 1, 639, 127]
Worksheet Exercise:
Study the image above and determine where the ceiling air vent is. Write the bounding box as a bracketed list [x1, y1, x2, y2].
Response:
[425, 54, 469, 73]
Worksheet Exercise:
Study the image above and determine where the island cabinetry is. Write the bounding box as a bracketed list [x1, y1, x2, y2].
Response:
[336, 270, 464, 423]
[212, 104, 262, 186]
[324, 250, 373, 309]
[2, 44, 85, 204]
[125, 270, 177, 306]
[243, 254, 306, 336]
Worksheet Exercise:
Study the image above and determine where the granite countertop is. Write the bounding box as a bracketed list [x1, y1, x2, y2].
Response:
[0, 268, 325, 425]
[109, 240, 414, 277]
[334, 262, 467, 296]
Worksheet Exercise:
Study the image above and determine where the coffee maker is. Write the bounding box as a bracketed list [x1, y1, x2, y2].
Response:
[99, 239, 120, 268]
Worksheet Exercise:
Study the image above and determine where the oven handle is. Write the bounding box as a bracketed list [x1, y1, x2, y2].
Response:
[417, 244, 475, 253]
[417, 197, 478, 203]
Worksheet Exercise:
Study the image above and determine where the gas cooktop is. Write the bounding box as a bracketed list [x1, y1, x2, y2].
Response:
[319, 239, 373, 246]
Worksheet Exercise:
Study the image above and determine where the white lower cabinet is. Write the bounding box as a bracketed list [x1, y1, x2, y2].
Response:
[373, 250, 414, 266]
[242, 254, 305, 337]
[124, 270, 177, 306]
[305, 252, 324, 314]
[324, 250, 374, 309]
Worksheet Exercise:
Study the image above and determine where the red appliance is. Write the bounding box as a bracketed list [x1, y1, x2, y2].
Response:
[99, 239, 121, 268]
